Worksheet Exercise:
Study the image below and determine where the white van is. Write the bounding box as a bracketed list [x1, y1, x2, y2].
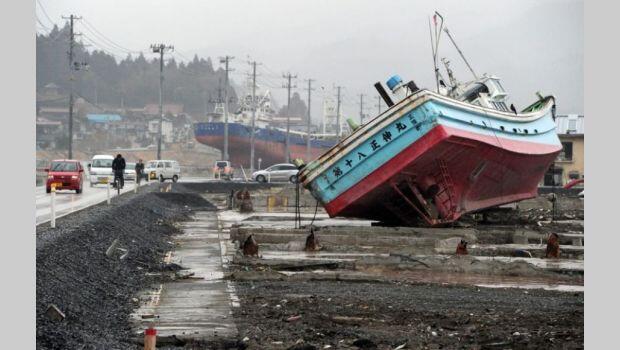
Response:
[88, 154, 114, 186]
[145, 160, 181, 182]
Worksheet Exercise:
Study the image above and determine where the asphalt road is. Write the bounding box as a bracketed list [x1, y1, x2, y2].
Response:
[35, 176, 286, 226]
[35, 181, 147, 225]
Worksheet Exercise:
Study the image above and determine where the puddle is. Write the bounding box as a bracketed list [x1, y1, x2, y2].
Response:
[276, 268, 583, 292]
[259, 250, 388, 262]
[475, 283, 584, 292]
[473, 256, 584, 271]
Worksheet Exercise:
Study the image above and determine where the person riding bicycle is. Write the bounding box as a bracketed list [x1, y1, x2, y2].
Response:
[111, 153, 126, 189]
[135, 159, 145, 184]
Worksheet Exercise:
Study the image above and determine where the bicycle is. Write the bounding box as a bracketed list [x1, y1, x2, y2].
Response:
[112, 172, 123, 196]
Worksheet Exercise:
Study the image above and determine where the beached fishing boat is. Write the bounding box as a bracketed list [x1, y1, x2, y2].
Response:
[298, 13, 562, 226]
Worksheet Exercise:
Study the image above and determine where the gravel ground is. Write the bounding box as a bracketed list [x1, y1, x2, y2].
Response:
[233, 280, 583, 350]
[36, 185, 215, 350]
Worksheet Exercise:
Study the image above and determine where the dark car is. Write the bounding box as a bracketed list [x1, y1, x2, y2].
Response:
[46, 159, 85, 194]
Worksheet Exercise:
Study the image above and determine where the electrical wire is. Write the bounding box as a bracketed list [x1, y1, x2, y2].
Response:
[36, 14, 51, 32]
[36, 0, 57, 28]
[80, 33, 125, 60]
[81, 18, 140, 54]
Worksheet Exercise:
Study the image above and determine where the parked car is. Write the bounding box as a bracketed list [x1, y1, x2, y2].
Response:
[88, 154, 114, 187]
[124, 162, 136, 181]
[213, 160, 234, 180]
[252, 163, 299, 183]
[46, 159, 85, 193]
[145, 160, 181, 182]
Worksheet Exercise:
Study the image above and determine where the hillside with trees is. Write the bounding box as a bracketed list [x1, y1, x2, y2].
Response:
[36, 24, 237, 115]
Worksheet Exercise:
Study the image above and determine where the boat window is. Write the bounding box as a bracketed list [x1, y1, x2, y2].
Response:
[495, 80, 506, 93]
[500, 126, 505, 131]
[534, 129, 538, 133]
[459, 83, 489, 103]
[513, 128, 518, 133]
[524, 129, 528, 134]
[487, 79, 506, 94]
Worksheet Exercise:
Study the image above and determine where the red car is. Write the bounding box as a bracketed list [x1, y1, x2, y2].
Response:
[45, 159, 85, 194]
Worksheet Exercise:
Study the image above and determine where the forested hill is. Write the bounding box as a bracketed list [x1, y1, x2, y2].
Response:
[36, 24, 237, 115]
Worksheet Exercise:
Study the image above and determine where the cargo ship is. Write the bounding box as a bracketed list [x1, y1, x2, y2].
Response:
[298, 13, 562, 226]
[194, 82, 339, 167]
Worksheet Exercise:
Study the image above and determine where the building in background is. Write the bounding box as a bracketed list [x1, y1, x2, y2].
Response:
[543, 114, 584, 186]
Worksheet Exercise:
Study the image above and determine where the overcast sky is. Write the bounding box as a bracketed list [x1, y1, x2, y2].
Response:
[38, 0, 583, 120]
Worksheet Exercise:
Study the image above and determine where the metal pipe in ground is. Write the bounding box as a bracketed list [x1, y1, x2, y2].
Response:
[50, 186, 56, 228]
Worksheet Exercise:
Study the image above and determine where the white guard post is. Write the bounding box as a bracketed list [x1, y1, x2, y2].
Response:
[50, 184, 57, 228]
[105, 178, 111, 204]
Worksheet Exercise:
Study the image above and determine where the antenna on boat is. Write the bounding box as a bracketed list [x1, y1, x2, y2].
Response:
[441, 58, 457, 88]
[443, 26, 478, 80]
[429, 12, 445, 93]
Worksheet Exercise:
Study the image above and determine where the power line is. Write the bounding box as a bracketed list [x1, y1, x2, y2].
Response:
[36, 0, 57, 28]
[36, 14, 51, 32]
[80, 18, 140, 54]
[174, 50, 197, 63]
[80, 33, 125, 60]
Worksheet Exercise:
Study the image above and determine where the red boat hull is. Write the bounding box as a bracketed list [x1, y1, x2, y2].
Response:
[324, 125, 561, 225]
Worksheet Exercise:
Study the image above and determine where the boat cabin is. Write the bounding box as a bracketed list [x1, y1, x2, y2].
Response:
[457, 76, 511, 112]
[457, 75, 511, 112]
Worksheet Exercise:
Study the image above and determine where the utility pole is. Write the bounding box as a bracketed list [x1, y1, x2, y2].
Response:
[283, 73, 297, 163]
[249, 60, 261, 173]
[304, 79, 315, 161]
[375, 94, 382, 115]
[358, 93, 365, 124]
[335, 86, 343, 137]
[150, 43, 174, 160]
[219, 56, 234, 161]
[62, 14, 83, 159]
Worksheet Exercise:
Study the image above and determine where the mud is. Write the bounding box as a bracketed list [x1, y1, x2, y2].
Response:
[233, 280, 583, 350]
[36, 185, 215, 350]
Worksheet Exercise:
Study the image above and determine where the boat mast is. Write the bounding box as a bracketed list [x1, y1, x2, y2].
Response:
[428, 17, 439, 93]
[430, 12, 445, 94]
[443, 27, 478, 80]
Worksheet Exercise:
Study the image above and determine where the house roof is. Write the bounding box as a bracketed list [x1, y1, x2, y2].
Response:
[87, 114, 122, 123]
[555, 114, 584, 135]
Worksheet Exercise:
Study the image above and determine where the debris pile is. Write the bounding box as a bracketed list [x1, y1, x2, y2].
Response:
[36, 188, 215, 350]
